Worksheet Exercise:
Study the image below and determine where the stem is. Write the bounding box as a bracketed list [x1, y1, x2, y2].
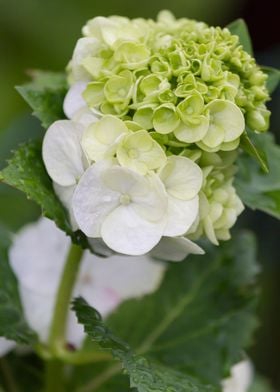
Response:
[48, 243, 84, 351]
[0, 358, 20, 392]
[45, 360, 64, 392]
[44, 243, 83, 392]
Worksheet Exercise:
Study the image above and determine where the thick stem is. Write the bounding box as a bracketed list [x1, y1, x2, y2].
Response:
[48, 243, 84, 351]
[45, 360, 65, 392]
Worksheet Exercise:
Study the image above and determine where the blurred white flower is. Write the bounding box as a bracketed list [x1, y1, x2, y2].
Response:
[7, 217, 165, 349]
[222, 360, 253, 392]
[0, 337, 16, 356]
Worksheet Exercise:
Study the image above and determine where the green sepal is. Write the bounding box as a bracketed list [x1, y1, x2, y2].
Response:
[236, 132, 280, 220]
[261, 66, 280, 94]
[240, 130, 269, 173]
[227, 19, 253, 55]
[16, 70, 67, 129]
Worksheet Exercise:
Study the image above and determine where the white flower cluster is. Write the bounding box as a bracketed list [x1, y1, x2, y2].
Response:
[43, 115, 204, 256]
[41, 10, 253, 257]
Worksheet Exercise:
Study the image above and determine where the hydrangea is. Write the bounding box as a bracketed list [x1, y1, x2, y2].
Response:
[42, 10, 269, 256]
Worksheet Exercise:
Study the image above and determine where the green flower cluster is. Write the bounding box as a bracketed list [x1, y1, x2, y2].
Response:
[187, 150, 244, 244]
[65, 10, 270, 245]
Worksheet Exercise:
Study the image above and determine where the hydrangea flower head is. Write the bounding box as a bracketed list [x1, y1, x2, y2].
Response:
[42, 10, 270, 256]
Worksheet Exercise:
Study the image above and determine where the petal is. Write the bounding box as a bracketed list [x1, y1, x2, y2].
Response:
[150, 236, 204, 262]
[42, 120, 85, 186]
[19, 285, 55, 343]
[72, 108, 100, 128]
[159, 156, 203, 200]
[9, 218, 69, 295]
[116, 130, 167, 175]
[81, 115, 129, 162]
[77, 253, 166, 317]
[164, 196, 199, 236]
[88, 238, 115, 257]
[174, 115, 209, 143]
[101, 205, 166, 255]
[222, 360, 253, 392]
[206, 99, 245, 143]
[72, 162, 120, 238]
[71, 37, 101, 81]
[103, 168, 167, 221]
[63, 81, 88, 119]
[0, 337, 16, 357]
[53, 182, 78, 231]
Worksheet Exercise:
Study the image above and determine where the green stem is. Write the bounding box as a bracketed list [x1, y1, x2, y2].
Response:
[44, 243, 83, 391]
[0, 358, 20, 392]
[45, 360, 65, 392]
[48, 243, 84, 352]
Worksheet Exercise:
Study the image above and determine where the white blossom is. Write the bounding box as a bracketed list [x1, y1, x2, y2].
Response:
[6, 217, 166, 349]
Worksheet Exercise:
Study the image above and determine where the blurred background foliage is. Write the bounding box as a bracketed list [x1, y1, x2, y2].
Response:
[0, 0, 279, 390]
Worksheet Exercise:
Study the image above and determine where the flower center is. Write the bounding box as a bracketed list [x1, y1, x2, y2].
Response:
[119, 194, 131, 205]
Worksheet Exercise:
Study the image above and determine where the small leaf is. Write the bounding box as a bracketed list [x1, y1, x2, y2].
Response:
[261, 66, 280, 94]
[236, 132, 280, 219]
[0, 225, 37, 344]
[0, 141, 91, 250]
[240, 131, 269, 173]
[227, 19, 253, 55]
[16, 70, 68, 129]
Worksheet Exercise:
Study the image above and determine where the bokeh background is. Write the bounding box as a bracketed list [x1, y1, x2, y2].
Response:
[0, 0, 279, 389]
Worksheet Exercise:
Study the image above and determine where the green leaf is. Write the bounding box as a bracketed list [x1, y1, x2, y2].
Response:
[0, 224, 37, 344]
[16, 70, 68, 129]
[249, 376, 274, 392]
[227, 19, 253, 55]
[0, 141, 91, 250]
[236, 132, 280, 219]
[74, 231, 259, 390]
[73, 298, 217, 392]
[261, 66, 280, 94]
[240, 130, 269, 173]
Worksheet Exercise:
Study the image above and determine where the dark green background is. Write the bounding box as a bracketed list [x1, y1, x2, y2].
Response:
[1, 0, 280, 389]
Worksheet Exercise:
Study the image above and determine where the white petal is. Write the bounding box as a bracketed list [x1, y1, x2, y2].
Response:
[42, 120, 85, 186]
[77, 253, 166, 317]
[72, 162, 120, 238]
[9, 218, 69, 295]
[19, 285, 55, 343]
[88, 238, 115, 257]
[71, 37, 101, 81]
[72, 108, 100, 128]
[102, 168, 167, 222]
[159, 156, 203, 200]
[222, 360, 253, 392]
[63, 82, 88, 119]
[53, 182, 78, 231]
[101, 205, 166, 255]
[150, 236, 204, 262]
[164, 196, 199, 236]
[0, 337, 16, 357]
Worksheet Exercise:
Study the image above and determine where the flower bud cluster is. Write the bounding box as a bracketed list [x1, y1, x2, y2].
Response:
[68, 10, 270, 153]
